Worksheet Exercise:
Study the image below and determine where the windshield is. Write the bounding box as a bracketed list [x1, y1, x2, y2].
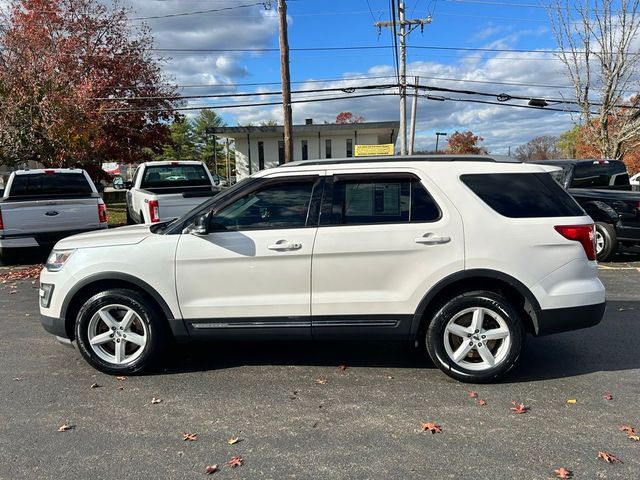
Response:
[155, 177, 254, 234]
[8, 173, 93, 197]
[141, 164, 211, 189]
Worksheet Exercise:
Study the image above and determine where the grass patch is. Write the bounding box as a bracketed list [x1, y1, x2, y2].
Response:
[107, 205, 127, 228]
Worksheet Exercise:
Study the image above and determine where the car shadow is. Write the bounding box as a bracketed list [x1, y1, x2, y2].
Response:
[157, 300, 640, 383]
[0, 247, 50, 267]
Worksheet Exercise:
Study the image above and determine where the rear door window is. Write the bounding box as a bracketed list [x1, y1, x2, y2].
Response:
[461, 173, 584, 218]
[8, 173, 92, 197]
[571, 161, 629, 188]
[323, 174, 441, 225]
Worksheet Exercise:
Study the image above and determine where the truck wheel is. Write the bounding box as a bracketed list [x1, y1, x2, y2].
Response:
[425, 291, 525, 383]
[595, 222, 617, 262]
[75, 289, 169, 375]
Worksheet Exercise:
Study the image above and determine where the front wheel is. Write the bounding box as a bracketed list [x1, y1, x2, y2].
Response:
[425, 291, 525, 383]
[75, 289, 168, 375]
[595, 222, 617, 262]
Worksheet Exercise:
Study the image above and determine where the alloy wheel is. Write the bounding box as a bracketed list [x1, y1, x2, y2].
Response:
[443, 306, 511, 371]
[87, 304, 148, 365]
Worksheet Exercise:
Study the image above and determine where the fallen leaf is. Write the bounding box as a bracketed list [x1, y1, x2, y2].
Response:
[619, 425, 637, 435]
[597, 451, 622, 463]
[603, 392, 613, 401]
[420, 422, 442, 434]
[57, 424, 74, 432]
[510, 401, 528, 414]
[0, 265, 43, 282]
[337, 365, 347, 372]
[386, 375, 394, 379]
[554, 467, 572, 479]
[117, 386, 125, 391]
[13, 377, 22, 381]
[115, 376, 126, 381]
[315, 378, 327, 385]
[205, 465, 219, 475]
[227, 436, 240, 445]
[225, 456, 243, 468]
[151, 397, 162, 404]
[90, 383, 101, 389]
[182, 433, 198, 441]
[566, 399, 577, 405]
[628, 435, 640, 441]
[468, 391, 478, 399]
[478, 399, 487, 406]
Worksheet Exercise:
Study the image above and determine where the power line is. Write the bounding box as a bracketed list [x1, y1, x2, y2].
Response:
[130, 2, 271, 20]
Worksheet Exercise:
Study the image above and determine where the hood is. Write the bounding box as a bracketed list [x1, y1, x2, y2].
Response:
[55, 224, 153, 250]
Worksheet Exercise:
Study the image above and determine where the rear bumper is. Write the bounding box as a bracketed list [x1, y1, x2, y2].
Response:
[0, 227, 106, 248]
[533, 301, 606, 336]
[41, 314, 69, 339]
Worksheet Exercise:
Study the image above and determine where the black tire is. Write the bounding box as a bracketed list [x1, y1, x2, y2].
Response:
[126, 206, 134, 225]
[595, 222, 617, 262]
[425, 291, 525, 383]
[75, 289, 169, 375]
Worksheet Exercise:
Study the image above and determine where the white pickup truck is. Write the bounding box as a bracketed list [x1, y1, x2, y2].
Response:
[125, 161, 219, 224]
[0, 168, 108, 259]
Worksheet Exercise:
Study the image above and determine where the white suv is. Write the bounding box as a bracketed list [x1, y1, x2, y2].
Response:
[39, 155, 605, 382]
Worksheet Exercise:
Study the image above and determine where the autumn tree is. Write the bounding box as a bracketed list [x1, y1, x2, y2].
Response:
[549, 0, 640, 160]
[0, 0, 180, 170]
[445, 131, 485, 154]
[335, 112, 364, 124]
[514, 135, 560, 161]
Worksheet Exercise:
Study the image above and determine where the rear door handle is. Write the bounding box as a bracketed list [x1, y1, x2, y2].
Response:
[267, 240, 302, 251]
[414, 234, 451, 245]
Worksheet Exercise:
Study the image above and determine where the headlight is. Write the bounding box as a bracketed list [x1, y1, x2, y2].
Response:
[46, 249, 76, 272]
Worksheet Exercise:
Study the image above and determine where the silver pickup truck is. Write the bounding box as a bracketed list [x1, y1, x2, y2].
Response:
[125, 161, 219, 224]
[0, 168, 108, 260]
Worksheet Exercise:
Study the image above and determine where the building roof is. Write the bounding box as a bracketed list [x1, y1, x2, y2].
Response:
[209, 121, 400, 138]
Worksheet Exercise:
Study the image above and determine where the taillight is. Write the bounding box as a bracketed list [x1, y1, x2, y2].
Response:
[0, 208, 4, 230]
[554, 224, 596, 261]
[148, 200, 160, 223]
[98, 203, 108, 223]
[44, 169, 55, 174]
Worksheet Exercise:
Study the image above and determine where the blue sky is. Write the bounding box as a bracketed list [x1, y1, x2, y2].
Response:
[123, 0, 592, 153]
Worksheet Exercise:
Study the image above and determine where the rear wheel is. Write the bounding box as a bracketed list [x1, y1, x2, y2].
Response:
[75, 289, 168, 375]
[595, 222, 617, 262]
[425, 291, 524, 383]
[126, 207, 134, 225]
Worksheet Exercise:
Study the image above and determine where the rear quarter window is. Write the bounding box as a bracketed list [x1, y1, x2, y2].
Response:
[461, 173, 585, 218]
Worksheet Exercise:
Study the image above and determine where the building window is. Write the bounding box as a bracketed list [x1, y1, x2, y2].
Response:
[258, 141, 265, 170]
[301, 140, 308, 160]
[278, 140, 285, 165]
[346, 139, 353, 157]
[325, 139, 332, 159]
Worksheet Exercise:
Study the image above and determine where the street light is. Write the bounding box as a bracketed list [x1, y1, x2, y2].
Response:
[435, 132, 447, 153]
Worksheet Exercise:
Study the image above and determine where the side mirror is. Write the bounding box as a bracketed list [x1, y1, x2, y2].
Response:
[185, 213, 209, 236]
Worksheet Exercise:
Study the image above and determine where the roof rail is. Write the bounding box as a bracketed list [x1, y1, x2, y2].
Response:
[282, 154, 520, 167]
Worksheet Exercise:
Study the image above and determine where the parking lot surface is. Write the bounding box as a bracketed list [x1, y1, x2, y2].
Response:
[1, 256, 639, 479]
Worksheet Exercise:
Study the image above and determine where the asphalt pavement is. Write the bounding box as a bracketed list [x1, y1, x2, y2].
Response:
[0, 258, 639, 479]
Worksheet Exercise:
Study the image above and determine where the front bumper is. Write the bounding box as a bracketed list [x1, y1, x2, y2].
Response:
[533, 301, 606, 336]
[41, 314, 68, 339]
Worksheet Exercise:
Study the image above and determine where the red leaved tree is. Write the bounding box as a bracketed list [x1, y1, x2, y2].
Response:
[335, 112, 364, 124]
[445, 131, 485, 154]
[0, 0, 181, 170]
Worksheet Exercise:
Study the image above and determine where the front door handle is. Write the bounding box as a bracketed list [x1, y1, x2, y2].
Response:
[414, 234, 451, 245]
[267, 240, 302, 251]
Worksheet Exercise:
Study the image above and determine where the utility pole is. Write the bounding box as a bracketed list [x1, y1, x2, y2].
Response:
[278, 0, 293, 163]
[408, 76, 419, 155]
[375, 3, 431, 155]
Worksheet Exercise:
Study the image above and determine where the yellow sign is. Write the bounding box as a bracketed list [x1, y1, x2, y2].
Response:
[354, 144, 395, 156]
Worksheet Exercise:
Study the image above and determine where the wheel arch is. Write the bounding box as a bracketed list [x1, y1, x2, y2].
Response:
[411, 269, 540, 338]
[61, 272, 186, 340]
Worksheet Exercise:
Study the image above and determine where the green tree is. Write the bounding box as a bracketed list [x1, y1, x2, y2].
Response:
[157, 119, 197, 161]
[194, 110, 225, 174]
[556, 126, 580, 159]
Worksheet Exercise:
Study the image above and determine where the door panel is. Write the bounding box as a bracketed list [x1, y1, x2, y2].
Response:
[311, 169, 464, 337]
[175, 173, 324, 336]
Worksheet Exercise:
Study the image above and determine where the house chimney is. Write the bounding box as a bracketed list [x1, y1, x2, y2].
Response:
[305, 118, 313, 125]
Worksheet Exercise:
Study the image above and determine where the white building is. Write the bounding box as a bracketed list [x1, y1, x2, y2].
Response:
[212, 120, 400, 180]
